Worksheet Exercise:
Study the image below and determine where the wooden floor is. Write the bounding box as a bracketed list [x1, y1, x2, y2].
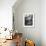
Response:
[0, 39, 16, 46]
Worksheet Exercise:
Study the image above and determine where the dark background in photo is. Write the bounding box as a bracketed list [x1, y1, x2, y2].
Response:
[25, 14, 33, 26]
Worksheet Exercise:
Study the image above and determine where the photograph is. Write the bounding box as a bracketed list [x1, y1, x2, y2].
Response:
[0, 0, 45, 46]
[23, 13, 34, 27]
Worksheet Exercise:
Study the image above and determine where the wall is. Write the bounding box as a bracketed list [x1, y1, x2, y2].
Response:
[0, 0, 16, 30]
[13, 0, 41, 46]
[41, 0, 46, 46]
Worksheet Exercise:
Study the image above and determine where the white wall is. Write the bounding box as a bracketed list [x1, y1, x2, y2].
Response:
[41, 0, 46, 46]
[13, 0, 41, 46]
[0, 0, 16, 30]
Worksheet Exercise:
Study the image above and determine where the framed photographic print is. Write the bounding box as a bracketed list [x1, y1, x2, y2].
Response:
[23, 12, 34, 27]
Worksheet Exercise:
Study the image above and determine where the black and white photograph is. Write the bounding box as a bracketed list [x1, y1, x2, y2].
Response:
[23, 13, 34, 27]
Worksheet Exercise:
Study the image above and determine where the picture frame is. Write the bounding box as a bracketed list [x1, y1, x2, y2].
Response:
[23, 12, 34, 27]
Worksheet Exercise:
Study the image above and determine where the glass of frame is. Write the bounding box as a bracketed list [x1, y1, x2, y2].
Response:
[23, 12, 34, 27]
